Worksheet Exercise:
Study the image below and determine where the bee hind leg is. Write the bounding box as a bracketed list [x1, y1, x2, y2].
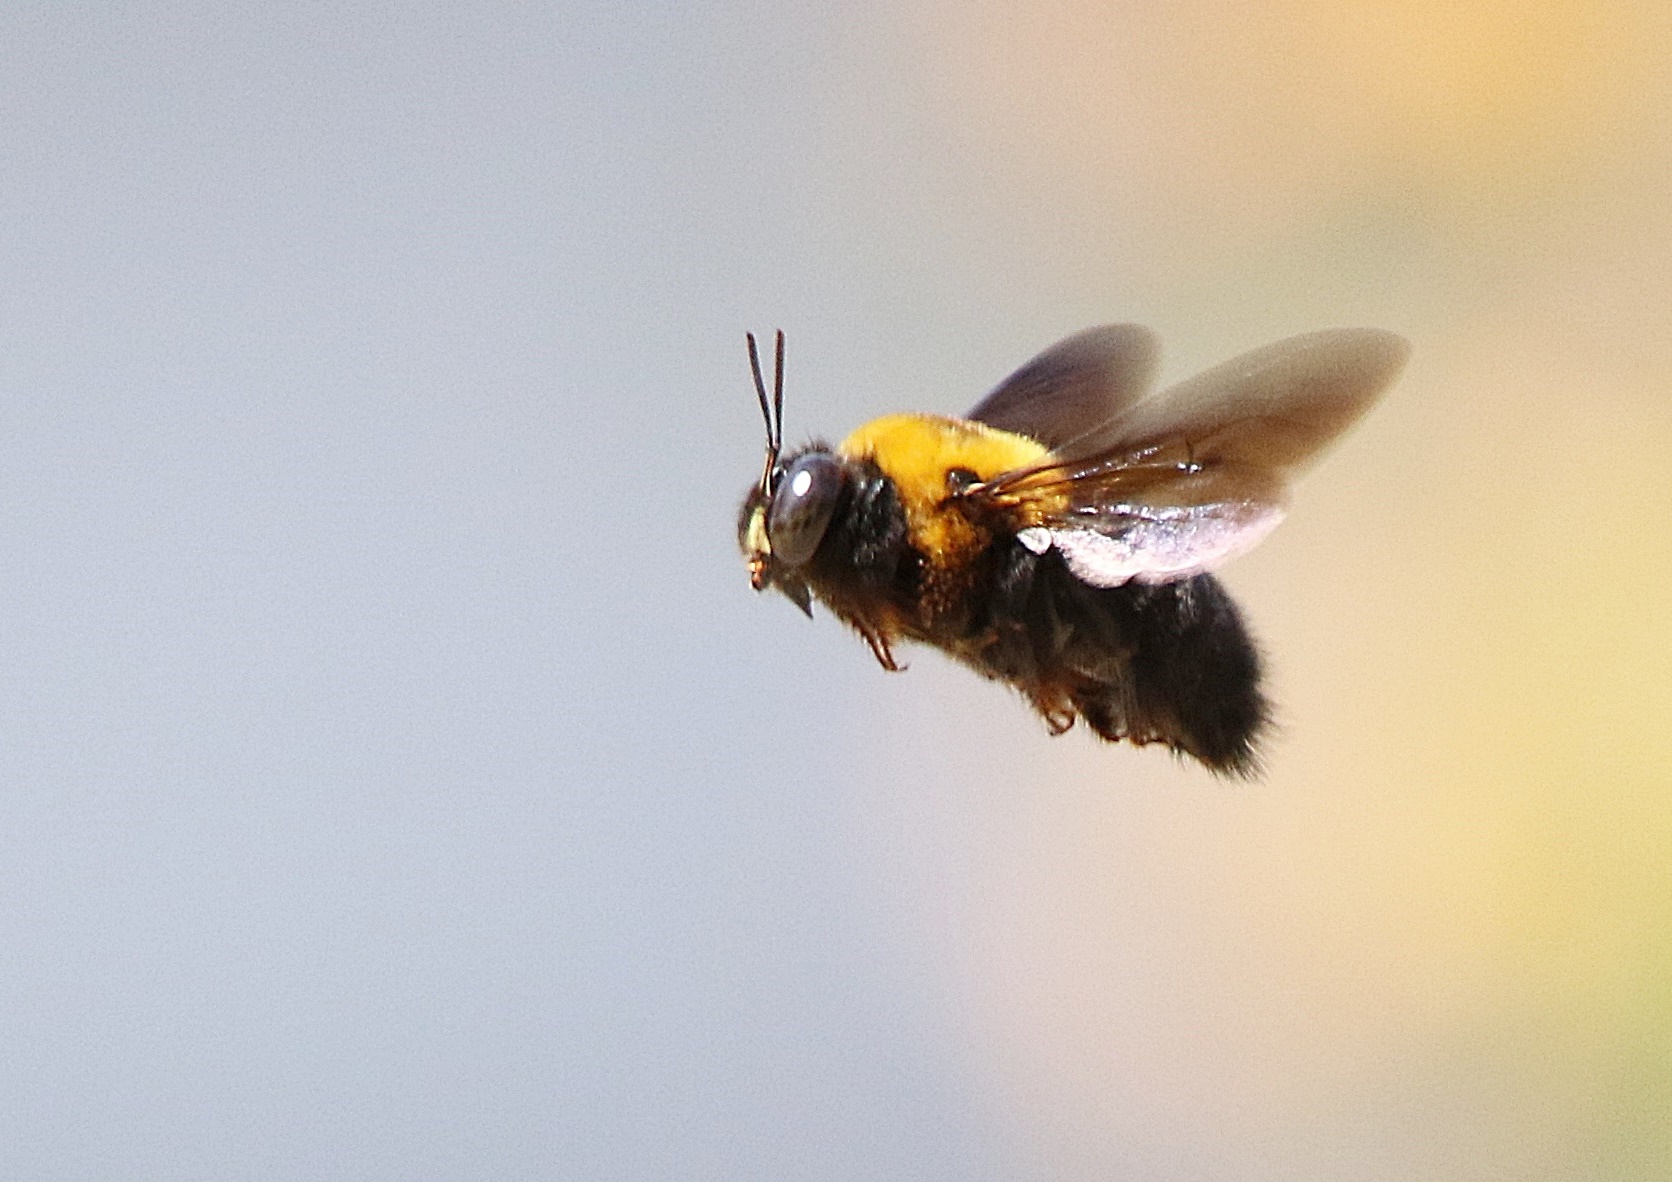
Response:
[1026, 688, 1077, 735]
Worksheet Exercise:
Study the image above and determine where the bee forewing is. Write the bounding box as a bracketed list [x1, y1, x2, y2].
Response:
[1110, 328, 1409, 474]
[965, 324, 1161, 451]
[988, 329, 1406, 587]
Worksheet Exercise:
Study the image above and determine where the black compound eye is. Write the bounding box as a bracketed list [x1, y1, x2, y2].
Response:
[767, 452, 844, 568]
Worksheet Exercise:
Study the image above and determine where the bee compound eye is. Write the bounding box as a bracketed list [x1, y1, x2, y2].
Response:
[767, 452, 843, 567]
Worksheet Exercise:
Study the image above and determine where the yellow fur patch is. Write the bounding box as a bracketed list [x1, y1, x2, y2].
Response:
[837, 413, 1055, 567]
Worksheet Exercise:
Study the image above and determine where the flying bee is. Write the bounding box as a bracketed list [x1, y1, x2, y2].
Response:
[737, 324, 1409, 776]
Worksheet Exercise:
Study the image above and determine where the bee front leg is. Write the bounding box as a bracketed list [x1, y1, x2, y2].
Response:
[860, 627, 906, 672]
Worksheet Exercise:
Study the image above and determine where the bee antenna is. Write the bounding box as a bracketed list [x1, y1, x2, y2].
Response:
[747, 330, 786, 493]
[771, 330, 785, 455]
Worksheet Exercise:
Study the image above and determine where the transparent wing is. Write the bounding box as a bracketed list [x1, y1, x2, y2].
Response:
[982, 329, 1410, 587]
[964, 324, 1160, 451]
[1102, 328, 1410, 474]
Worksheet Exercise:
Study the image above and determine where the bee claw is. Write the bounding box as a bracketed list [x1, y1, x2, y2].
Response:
[861, 629, 904, 672]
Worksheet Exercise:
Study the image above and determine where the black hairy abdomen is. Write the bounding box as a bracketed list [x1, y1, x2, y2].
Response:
[970, 541, 1269, 776]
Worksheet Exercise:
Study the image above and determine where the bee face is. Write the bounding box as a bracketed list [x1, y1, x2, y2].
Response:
[739, 489, 771, 589]
[740, 448, 852, 621]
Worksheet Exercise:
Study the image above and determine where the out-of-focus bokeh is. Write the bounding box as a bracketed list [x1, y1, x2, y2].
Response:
[2, 2, 1667, 1178]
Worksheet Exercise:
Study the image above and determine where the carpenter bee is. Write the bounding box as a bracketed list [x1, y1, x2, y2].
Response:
[737, 325, 1408, 776]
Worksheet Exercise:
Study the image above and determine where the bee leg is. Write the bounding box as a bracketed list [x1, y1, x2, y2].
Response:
[861, 628, 906, 672]
[1027, 689, 1077, 735]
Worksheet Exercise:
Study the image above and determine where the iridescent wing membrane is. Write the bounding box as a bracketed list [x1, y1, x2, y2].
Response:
[965, 327, 1410, 588]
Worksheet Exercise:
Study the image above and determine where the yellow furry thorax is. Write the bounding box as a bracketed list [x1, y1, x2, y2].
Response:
[836, 413, 1056, 569]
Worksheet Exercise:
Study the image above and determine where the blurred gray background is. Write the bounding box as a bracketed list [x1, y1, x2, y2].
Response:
[4, 2, 1670, 1179]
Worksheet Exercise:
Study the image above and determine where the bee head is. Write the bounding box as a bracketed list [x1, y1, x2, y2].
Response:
[738, 332, 846, 616]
